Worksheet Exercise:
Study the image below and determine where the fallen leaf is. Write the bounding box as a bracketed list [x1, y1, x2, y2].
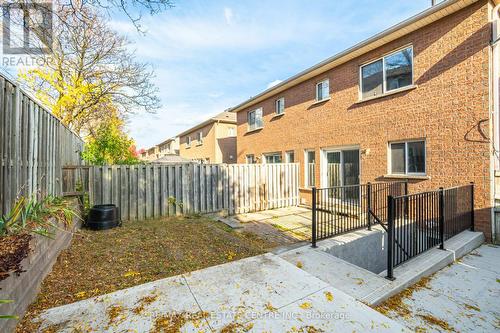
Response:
[296, 261, 303, 269]
[324, 291, 333, 302]
[123, 271, 141, 278]
[299, 302, 311, 310]
[265, 302, 278, 312]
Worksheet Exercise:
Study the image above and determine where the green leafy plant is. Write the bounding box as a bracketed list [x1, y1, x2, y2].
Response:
[0, 195, 81, 238]
[0, 300, 18, 320]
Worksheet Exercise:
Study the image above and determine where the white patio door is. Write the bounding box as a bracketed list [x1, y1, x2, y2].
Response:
[323, 149, 360, 188]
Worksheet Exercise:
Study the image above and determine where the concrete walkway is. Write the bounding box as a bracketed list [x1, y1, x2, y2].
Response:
[35, 254, 408, 332]
[378, 244, 500, 332]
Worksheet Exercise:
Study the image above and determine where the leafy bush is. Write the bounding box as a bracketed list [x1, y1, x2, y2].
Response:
[0, 196, 81, 238]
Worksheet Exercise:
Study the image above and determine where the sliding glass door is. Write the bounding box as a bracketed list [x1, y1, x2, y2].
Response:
[323, 149, 360, 201]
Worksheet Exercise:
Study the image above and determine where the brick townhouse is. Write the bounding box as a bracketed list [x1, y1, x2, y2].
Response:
[179, 111, 237, 164]
[231, 0, 500, 241]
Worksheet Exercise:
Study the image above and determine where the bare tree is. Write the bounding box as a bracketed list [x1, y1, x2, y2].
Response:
[21, 6, 161, 135]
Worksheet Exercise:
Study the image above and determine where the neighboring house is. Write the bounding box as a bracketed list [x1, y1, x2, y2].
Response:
[141, 146, 160, 162]
[179, 111, 237, 164]
[140, 137, 180, 162]
[230, 0, 500, 241]
[151, 154, 193, 164]
[158, 137, 180, 157]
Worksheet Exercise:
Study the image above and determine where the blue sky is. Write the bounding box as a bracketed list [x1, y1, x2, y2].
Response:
[113, 0, 432, 149]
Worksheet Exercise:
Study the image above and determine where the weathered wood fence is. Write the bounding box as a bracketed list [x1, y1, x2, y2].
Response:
[64, 163, 300, 220]
[0, 72, 84, 216]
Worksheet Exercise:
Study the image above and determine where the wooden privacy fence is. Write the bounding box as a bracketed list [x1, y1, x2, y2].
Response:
[65, 163, 300, 220]
[0, 73, 84, 216]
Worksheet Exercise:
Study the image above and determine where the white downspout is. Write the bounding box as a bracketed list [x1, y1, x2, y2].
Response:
[490, 3, 500, 242]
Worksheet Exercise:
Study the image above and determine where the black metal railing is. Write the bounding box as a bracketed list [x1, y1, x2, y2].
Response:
[311, 181, 407, 247]
[386, 183, 474, 280]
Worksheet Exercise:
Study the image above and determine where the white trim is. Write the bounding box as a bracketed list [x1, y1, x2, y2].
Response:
[304, 149, 316, 188]
[388, 139, 426, 176]
[247, 107, 263, 131]
[316, 79, 330, 102]
[285, 150, 295, 163]
[246, 154, 255, 164]
[262, 152, 282, 164]
[359, 45, 414, 101]
[275, 97, 285, 115]
[320, 146, 361, 188]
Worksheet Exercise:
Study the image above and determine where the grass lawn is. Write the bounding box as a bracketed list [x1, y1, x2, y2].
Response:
[16, 216, 277, 332]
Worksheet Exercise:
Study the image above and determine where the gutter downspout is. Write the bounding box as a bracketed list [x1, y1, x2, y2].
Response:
[490, 3, 500, 242]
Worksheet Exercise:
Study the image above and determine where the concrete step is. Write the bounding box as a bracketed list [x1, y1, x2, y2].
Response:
[279, 247, 388, 301]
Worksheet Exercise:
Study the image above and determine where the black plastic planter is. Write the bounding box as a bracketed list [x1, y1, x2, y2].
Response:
[86, 204, 121, 230]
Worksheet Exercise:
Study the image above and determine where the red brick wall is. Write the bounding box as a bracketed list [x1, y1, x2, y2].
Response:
[236, 1, 493, 240]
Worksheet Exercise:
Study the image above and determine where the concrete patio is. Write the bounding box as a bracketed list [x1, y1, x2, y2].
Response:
[378, 244, 500, 332]
[232, 206, 313, 245]
[34, 254, 408, 332]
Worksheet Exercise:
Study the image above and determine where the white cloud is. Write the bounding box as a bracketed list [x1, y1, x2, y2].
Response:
[223, 7, 233, 25]
[267, 80, 282, 89]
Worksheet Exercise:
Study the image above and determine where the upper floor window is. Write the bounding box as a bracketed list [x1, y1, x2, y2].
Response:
[264, 153, 282, 164]
[228, 127, 235, 136]
[360, 46, 413, 100]
[186, 136, 191, 147]
[389, 140, 425, 175]
[197, 131, 203, 144]
[248, 108, 263, 131]
[275, 97, 285, 115]
[316, 79, 329, 102]
[285, 151, 295, 163]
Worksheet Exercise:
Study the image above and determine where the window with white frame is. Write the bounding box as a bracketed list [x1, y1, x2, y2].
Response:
[264, 153, 282, 164]
[275, 97, 285, 115]
[316, 79, 329, 102]
[228, 127, 235, 136]
[360, 46, 413, 100]
[389, 140, 425, 175]
[248, 108, 263, 131]
[246, 154, 256, 164]
[197, 131, 203, 144]
[305, 150, 316, 187]
[186, 136, 191, 147]
[285, 151, 295, 163]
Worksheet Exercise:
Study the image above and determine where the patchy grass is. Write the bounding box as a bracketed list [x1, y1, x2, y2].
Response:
[16, 216, 277, 332]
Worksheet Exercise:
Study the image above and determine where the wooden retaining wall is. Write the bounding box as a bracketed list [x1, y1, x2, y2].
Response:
[67, 163, 300, 220]
[0, 73, 84, 216]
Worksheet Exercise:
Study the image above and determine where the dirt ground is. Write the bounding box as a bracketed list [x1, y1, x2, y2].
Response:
[16, 215, 278, 332]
